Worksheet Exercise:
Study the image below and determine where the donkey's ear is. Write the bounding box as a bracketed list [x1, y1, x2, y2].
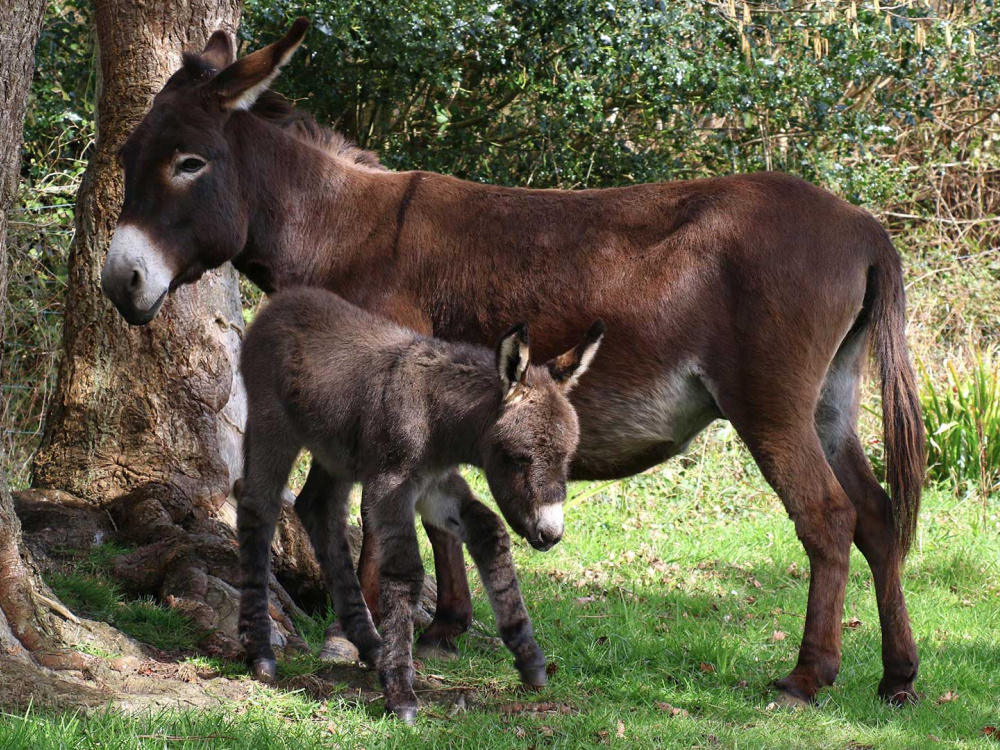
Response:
[496, 323, 531, 402]
[547, 321, 605, 393]
[209, 18, 309, 111]
[200, 30, 236, 71]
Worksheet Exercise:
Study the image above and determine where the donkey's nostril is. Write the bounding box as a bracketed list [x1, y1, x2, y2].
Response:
[129, 269, 142, 290]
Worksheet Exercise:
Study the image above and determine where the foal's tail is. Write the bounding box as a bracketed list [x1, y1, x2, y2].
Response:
[868, 229, 926, 559]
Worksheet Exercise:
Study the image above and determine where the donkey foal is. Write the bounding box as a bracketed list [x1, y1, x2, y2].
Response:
[238, 287, 603, 722]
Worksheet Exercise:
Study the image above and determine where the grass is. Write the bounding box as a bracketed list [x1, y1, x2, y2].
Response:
[920, 347, 1000, 500]
[5, 425, 1000, 748]
[44, 544, 204, 653]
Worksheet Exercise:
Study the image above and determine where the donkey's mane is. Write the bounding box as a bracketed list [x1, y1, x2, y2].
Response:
[251, 90, 387, 171]
[178, 52, 385, 170]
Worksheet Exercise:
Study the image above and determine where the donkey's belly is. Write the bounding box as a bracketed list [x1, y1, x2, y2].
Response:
[570, 369, 721, 481]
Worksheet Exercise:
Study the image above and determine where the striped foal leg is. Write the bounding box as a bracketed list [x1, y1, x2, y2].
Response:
[365, 476, 423, 723]
[294, 465, 381, 664]
[237, 415, 298, 683]
[458, 492, 548, 688]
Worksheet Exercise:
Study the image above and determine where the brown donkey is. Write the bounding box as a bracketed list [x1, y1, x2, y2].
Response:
[100, 20, 926, 705]
[240, 287, 603, 721]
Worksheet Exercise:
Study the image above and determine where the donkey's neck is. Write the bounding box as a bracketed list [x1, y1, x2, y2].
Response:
[231, 115, 404, 293]
[423, 343, 503, 467]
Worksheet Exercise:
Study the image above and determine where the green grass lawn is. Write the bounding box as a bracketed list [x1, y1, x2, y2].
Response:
[3, 425, 999, 749]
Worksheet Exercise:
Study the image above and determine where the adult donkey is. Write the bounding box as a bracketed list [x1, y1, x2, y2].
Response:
[101, 20, 925, 705]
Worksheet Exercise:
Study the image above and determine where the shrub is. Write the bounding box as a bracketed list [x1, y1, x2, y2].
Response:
[920, 348, 1000, 498]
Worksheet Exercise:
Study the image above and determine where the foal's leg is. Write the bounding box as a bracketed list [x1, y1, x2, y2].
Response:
[418, 474, 547, 686]
[723, 399, 857, 704]
[817, 342, 919, 703]
[365, 475, 424, 723]
[238, 413, 299, 683]
[294, 464, 381, 665]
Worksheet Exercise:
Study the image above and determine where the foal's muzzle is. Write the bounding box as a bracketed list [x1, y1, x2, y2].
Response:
[101, 225, 173, 325]
[528, 504, 564, 551]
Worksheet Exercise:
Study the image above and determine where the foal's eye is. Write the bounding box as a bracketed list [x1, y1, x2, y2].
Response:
[177, 157, 206, 174]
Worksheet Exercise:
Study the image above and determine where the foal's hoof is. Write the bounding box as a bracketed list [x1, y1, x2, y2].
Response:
[518, 664, 549, 689]
[878, 682, 919, 706]
[319, 635, 361, 666]
[389, 705, 418, 725]
[251, 658, 277, 684]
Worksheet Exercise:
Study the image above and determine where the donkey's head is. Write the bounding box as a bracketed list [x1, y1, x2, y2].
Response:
[101, 20, 309, 325]
[482, 321, 605, 551]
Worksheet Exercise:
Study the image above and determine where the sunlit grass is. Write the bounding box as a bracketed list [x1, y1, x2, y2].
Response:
[9, 425, 1000, 749]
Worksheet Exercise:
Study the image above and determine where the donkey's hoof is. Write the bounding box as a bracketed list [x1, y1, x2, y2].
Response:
[878, 683, 919, 706]
[772, 678, 814, 709]
[518, 664, 548, 689]
[388, 705, 418, 725]
[414, 641, 459, 661]
[319, 636, 361, 666]
[251, 658, 277, 683]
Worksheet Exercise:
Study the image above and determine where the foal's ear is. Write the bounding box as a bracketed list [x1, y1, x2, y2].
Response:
[200, 30, 237, 71]
[496, 323, 531, 403]
[547, 321, 605, 393]
[209, 17, 309, 112]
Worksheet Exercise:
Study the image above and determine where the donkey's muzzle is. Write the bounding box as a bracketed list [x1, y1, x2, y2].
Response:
[528, 504, 564, 551]
[101, 224, 174, 325]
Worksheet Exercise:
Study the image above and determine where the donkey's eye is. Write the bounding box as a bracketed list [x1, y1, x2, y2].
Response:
[177, 157, 206, 174]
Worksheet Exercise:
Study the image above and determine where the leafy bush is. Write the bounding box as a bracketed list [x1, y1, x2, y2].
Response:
[920, 348, 1000, 498]
[244, 0, 1000, 210]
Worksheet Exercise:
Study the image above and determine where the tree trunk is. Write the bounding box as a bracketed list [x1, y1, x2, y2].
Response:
[1, 0, 143, 676]
[27, 0, 321, 659]
[0, 0, 60, 665]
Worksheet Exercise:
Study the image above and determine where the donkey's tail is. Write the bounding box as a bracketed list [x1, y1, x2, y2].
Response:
[868, 229, 926, 559]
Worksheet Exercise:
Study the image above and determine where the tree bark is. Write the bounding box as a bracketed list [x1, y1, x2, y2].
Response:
[26, 0, 321, 658]
[0, 0, 61, 665]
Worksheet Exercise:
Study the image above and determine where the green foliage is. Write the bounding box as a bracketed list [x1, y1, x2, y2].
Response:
[920, 348, 1000, 497]
[45, 544, 203, 653]
[243, 0, 1000, 205]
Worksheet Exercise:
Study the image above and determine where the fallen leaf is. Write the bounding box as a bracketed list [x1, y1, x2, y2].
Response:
[771, 630, 786, 642]
[616, 719, 626, 739]
[765, 702, 778, 711]
[655, 702, 689, 717]
[575, 596, 595, 605]
[845, 617, 862, 629]
[514, 726, 526, 739]
[700, 662, 715, 673]
[984, 725, 998, 739]
[936, 691, 958, 704]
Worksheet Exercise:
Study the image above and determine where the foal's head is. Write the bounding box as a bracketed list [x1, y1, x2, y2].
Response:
[482, 322, 605, 551]
[101, 20, 310, 324]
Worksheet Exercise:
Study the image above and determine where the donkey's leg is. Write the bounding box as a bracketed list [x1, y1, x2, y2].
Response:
[722, 396, 857, 704]
[829, 435, 918, 703]
[360, 474, 473, 649]
[458, 491, 547, 686]
[417, 474, 547, 685]
[414, 521, 473, 657]
[294, 464, 381, 665]
[365, 475, 423, 723]
[238, 413, 299, 683]
[816, 340, 919, 704]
